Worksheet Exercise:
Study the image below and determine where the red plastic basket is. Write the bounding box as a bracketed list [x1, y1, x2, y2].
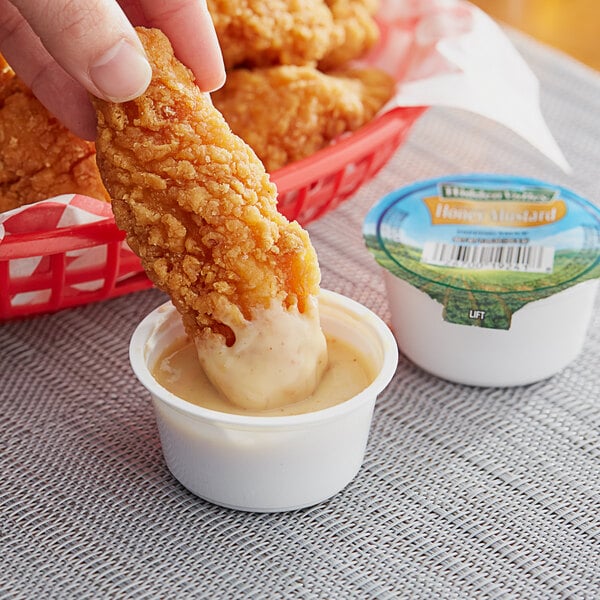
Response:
[0, 106, 425, 320]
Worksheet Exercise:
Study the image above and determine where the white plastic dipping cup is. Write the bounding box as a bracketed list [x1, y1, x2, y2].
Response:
[384, 275, 598, 387]
[129, 290, 398, 512]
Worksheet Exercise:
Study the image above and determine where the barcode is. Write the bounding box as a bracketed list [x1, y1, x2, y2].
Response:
[421, 242, 555, 273]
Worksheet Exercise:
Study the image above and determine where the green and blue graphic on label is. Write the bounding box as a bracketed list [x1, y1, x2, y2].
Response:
[364, 174, 600, 329]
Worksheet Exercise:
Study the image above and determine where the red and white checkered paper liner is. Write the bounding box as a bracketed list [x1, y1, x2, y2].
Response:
[0, 194, 136, 307]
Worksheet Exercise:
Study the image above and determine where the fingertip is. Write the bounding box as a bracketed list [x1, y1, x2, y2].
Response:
[199, 66, 226, 93]
[185, 39, 226, 93]
[142, 0, 226, 93]
[88, 39, 152, 102]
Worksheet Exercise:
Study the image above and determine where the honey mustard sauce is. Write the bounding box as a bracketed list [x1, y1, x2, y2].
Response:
[192, 297, 328, 411]
[153, 334, 374, 417]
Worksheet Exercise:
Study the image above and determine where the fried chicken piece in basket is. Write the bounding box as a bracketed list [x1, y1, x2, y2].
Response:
[0, 55, 110, 213]
[319, 0, 381, 70]
[207, 0, 334, 69]
[212, 65, 395, 172]
[91, 27, 327, 410]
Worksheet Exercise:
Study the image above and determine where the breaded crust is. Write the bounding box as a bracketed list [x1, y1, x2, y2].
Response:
[212, 65, 395, 171]
[208, 0, 335, 69]
[91, 28, 321, 345]
[319, 0, 380, 70]
[0, 56, 109, 213]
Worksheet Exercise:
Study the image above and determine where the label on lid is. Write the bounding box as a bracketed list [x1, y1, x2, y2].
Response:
[364, 174, 600, 329]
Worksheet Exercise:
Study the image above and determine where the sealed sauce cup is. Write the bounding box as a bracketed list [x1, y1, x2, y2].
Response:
[364, 174, 600, 387]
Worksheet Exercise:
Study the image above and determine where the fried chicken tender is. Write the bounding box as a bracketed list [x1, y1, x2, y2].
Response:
[0, 55, 110, 213]
[92, 27, 327, 409]
[319, 0, 380, 70]
[212, 65, 395, 172]
[207, 0, 335, 69]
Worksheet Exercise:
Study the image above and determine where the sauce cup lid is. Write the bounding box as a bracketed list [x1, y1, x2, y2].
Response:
[364, 174, 600, 330]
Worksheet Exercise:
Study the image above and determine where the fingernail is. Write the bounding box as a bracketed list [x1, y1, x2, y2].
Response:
[89, 39, 152, 102]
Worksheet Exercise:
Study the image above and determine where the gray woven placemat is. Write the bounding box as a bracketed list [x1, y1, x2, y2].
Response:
[1, 31, 599, 599]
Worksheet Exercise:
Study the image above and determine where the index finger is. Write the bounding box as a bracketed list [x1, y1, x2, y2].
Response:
[133, 0, 225, 92]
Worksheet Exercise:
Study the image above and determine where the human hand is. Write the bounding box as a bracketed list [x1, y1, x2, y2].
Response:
[0, 0, 225, 140]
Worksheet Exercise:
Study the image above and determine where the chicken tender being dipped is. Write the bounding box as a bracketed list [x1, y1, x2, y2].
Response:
[91, 27, 327, 411]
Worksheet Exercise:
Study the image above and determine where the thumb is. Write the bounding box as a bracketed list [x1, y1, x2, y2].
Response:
[10, 0, 152, 102]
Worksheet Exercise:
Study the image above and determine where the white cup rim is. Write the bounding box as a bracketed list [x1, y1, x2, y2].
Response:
[129, 289, 398, 428]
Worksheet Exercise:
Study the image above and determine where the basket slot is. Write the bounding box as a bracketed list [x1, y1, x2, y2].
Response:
[308, 165, 347, 223]
[284, 186, 309, 223]
[0, 240, 151, 320]
[5, 262, 53, 294]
